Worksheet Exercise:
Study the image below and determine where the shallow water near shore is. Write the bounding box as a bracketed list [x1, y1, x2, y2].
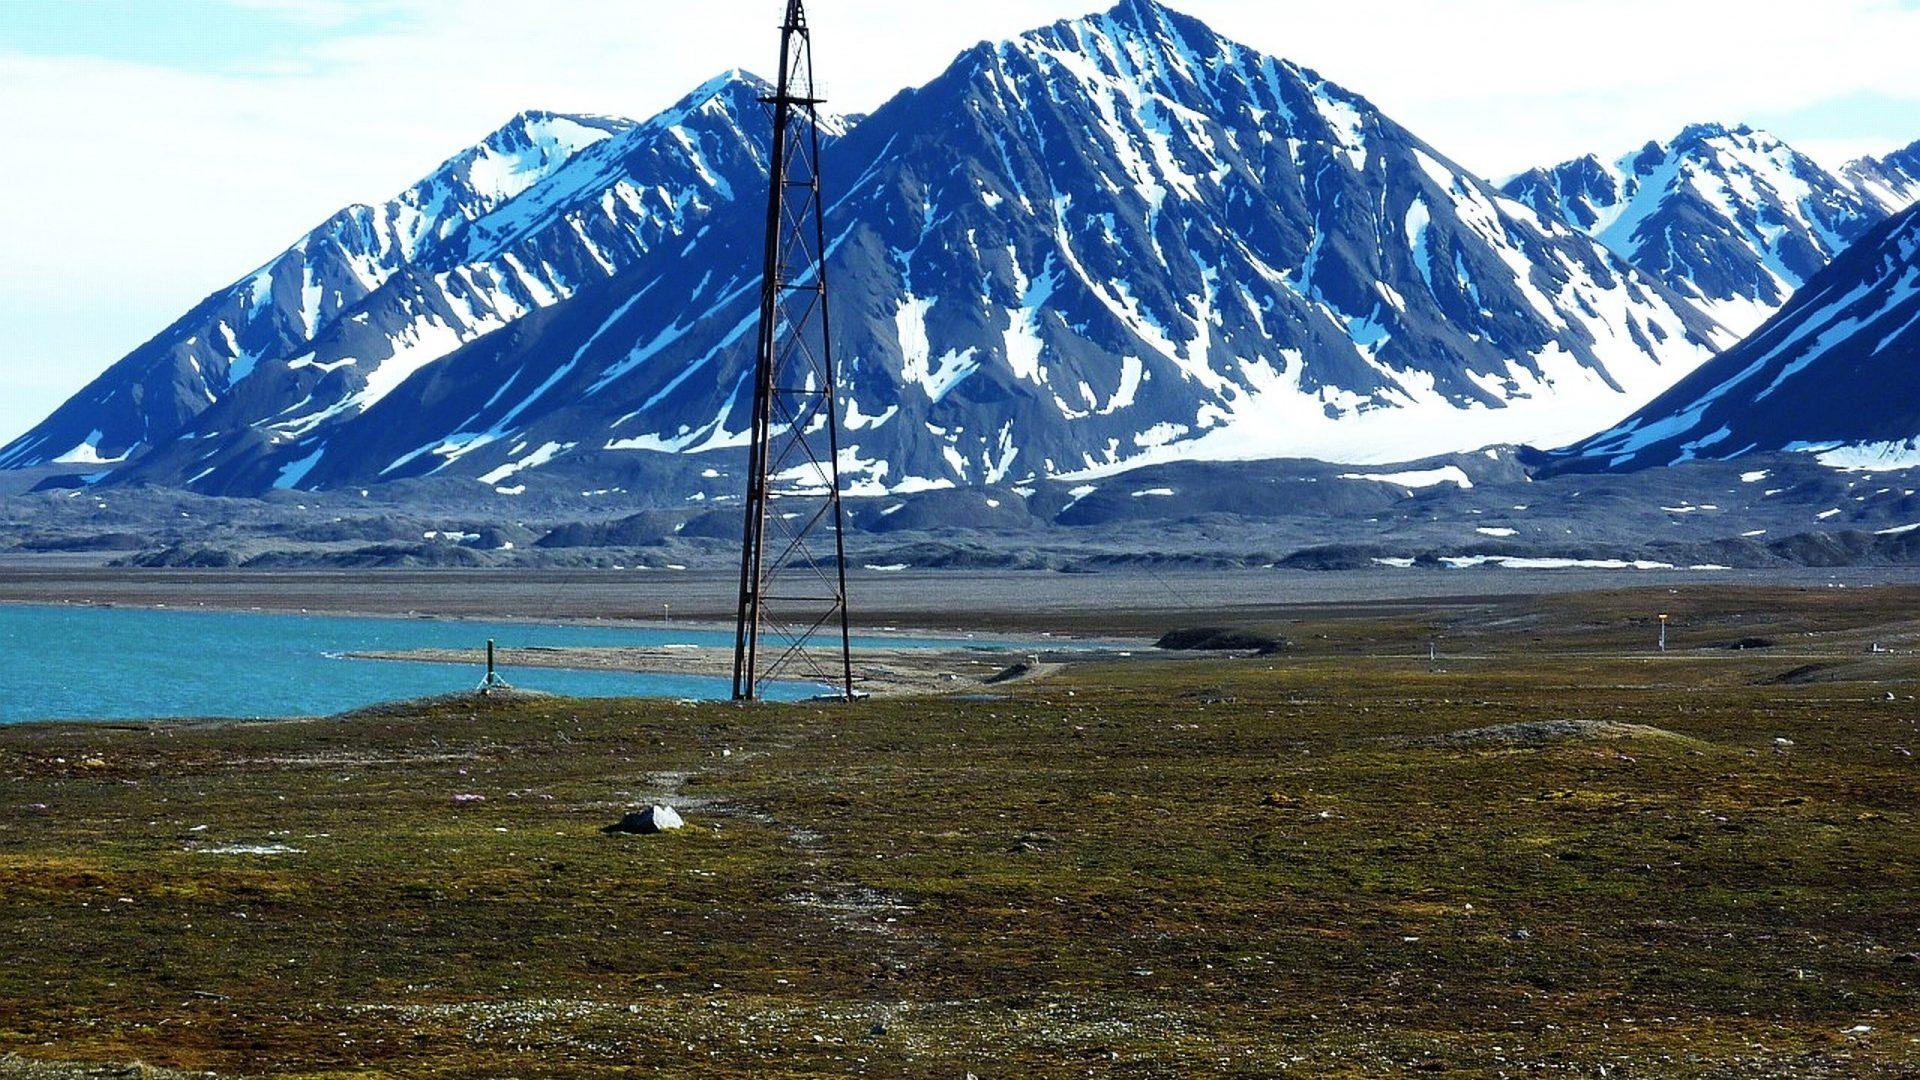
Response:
[0, 603, 1015, 723]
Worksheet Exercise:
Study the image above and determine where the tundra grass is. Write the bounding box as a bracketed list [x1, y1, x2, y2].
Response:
[1, 585, 1917, 1077]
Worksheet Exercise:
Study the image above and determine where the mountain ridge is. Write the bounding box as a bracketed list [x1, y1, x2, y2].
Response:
[0, 107, 634, 471]
[8, 0, 1727, 497]
[1542, 199, 1920, 474]
[1502, 123, 1890, 336]
[1845, 137, 1920, 214]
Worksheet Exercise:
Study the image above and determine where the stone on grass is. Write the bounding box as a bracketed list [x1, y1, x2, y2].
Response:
[603, 805, 685, 835]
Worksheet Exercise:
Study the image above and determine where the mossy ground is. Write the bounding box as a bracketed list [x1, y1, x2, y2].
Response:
[2, 584, 1918, 1077]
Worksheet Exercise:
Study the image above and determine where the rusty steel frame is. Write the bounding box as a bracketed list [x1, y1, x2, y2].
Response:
[732, 0, 854, 702]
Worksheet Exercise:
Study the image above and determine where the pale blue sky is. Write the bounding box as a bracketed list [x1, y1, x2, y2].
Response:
[0, 0, 405, 72]
[4, 0, 1919, 445]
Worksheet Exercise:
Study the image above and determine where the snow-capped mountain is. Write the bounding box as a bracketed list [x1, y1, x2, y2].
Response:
[0, 108, 632, 472]
[1844, 138, 1920, 215]
[8, 0, 1725, 497]
[1503, 123, 1890, 336]
[1543, 200, 1920, 474]
[0, 73, 792, 478]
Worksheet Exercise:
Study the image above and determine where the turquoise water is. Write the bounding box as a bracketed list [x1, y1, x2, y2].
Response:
[0, 604, 1012, 724]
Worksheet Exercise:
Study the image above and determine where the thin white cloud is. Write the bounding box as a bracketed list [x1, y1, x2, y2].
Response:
[2, 0, 1918, 442]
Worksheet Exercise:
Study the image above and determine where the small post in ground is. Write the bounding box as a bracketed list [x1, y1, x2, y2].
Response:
[478, 638, 512, 693]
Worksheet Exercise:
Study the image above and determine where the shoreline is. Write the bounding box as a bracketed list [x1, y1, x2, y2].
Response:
[0, 565, 1145, 643]
[346, 644, 1090, 698]
[0, 594, 1096, 648]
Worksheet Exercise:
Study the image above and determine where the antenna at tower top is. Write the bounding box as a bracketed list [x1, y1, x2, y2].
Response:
[732, 0, 855, 702]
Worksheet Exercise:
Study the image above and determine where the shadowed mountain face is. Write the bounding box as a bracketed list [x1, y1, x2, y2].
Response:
[5, 0, 1725, 498]
[1544, 201, 1920, 475]
[1503, 123, 1891, 337]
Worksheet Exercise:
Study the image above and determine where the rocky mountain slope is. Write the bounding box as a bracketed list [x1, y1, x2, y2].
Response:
[1845, 138, 1920, 214]
[1543, 200, 1920, 474]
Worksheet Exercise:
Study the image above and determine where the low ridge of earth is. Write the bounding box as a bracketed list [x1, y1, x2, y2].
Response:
[18, 449, 1920, 581]
[2, 584, 1916, 1076]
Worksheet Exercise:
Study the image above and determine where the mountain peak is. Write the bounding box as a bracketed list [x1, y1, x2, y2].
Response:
[1674, 120, 1741, 144]
[1034, 0, 1227, 61]
[689, 68, 772, 98]
[1098, 0, 1188, 28]
[638, 68, 786, 136]
[1506, 120, 1888, 336]
[1670, 121, 1789, 155]
[492, 108, 632, 141]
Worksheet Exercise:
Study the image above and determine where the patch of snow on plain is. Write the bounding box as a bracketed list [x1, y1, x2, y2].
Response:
[1339, 466, 1474, 490]
[196, 843, 305, 856]
[1442, 556, 1676, 570]
[1798, 439, 1920, 472]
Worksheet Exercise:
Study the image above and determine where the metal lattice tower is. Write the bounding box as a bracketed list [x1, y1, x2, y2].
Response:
[732, 0, 854, 702]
